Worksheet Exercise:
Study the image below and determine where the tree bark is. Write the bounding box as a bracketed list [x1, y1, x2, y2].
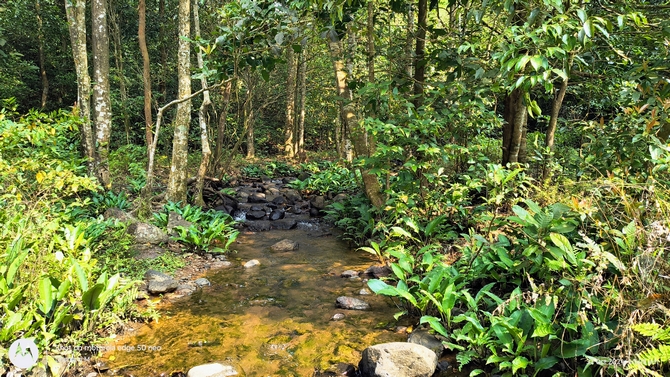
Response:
[367, 0, 375, 84]
[109, 0, 130, 144]
[502, 88, 527, 165]
[138, 0, 153, 150]
[284, 46, 297, 158]
[159, 0, 168, 100]
[213, 80, 233, 172]
[64, 0, 94, 175]
[245, 91, 255, 159]
[542, 77, 568, 181]
[405, 3, 414, 79]
[296, 49, 307, 158]
[327, 30, 384, 208]
[166, 0, 192, 203]
[413, 0, 427, 108]
[193, 0, 211, 207]
[92, 0, 112, 187]
[36, 0, 49, 110]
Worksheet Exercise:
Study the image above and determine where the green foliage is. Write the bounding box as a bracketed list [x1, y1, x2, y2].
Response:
[153, 202, 239, 254]
[0, 110, 140, 372]
[289, 161, 359, 194]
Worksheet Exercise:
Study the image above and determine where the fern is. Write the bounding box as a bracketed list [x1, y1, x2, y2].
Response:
[632, 323, 670, 342]
[638, 345, 670, 367]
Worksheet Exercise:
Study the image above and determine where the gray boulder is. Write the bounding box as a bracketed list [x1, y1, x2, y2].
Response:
[127, 222, 169, 244]
[310, 195, 326, 210]
[187, 363, 238, 377]
[103, 208, 136, 223]
[194, 278, 211, 287]
[144, 269, 178, 294]
[167, 212, 194, 235]
[358, 342, 438, 377]
[271, 239, 299, 252]
[407, 329, 445, 356]
[248, 192, 267, 203]
[246, 210, 266, 220]
[336, 296, 369, 310]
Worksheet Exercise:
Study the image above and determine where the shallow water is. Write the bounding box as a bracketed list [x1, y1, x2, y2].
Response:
[105, 228, 409, 376]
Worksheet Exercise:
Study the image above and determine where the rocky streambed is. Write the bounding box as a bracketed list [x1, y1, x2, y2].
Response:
[94, 177, 465, 377]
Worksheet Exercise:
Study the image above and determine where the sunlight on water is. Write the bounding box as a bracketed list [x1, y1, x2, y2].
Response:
[104, 228, 407, 376]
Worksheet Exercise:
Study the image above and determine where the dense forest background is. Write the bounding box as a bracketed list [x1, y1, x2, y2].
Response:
[2, 0, 670, 375]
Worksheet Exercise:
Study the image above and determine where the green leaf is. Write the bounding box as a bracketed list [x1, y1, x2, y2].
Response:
[530, 56, 544, 72]
[512, 356, 530, 374]
[515, 55, 531, 72]
[534, 356, 559, 374]
[39, 277, 54, 315]
[577, 8, 587, 23]
[550, 233, 577, 265]
[583, 19, 594, 38]
[82, 283, 105, 310]
[420, 315, 449, 337]
[71, 258, 88, 291]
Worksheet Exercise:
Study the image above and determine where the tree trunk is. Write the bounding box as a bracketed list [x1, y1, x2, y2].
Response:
[109, 0, 130, 144]
[542, 77, 568, 181]
[405, 3, 414, 79]
[367, 0, 375, 84]
[413, 0, 427, 108]
[92, 0, 112, 187]
[296, 50, 307, 159]
[284, 46, 297, 158]
[138, 0, 153, 151]
[502, 88, 527, 165]
[64, 0, 94, 175]
[245, 92, 255, 159]
[327, 31, 384, 208]
[213, 80, 232, 173]
[159, 0, 167, 100]
[36, 0, 49, 109]
[166, 0, 191, 203]
[193, 0, 211, 207]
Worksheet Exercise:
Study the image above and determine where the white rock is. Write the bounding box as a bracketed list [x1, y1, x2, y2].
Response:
[187, 363, 238, 377]
[243, 259, 260, 268]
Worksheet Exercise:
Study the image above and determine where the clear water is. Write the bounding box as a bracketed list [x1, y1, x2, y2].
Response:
[104, 228, 408, 376]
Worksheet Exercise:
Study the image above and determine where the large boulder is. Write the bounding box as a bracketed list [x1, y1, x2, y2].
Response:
[127, 222, 169, 244]
[187, 363, 238, 377]
[144, 270, 178, 294]
[358, 342, 438, 377]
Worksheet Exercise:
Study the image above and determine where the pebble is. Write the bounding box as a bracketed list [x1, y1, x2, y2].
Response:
[244, 259, 260, 268]
[331, 313, 346, 321]
[359, 288, 371, 295]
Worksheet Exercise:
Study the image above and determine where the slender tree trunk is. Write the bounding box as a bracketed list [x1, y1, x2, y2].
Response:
[335, 116, 344, 158]
[159, 0, 167, 100]
[138, 0, 153, 151]
[413, 0, 427, 108]
[367, 0, 375, 84]
[36, 0, 49, 109]
[109, 0, 130, 144]
[213, 80, 232, 172]
[405, 3, 414, 79]
[64, 0, 94, 175]
[502, 88, 527, 165]
[193, 0, 211, 207]
[245, 91, 255, 159]
[327, 31, 384, 208]
[284, 46, 297, 158]
[166, 0, 191, 203]
[542, 77, 568, 181]
[296, 50, 307, 158]
[92, 0, 112, 187]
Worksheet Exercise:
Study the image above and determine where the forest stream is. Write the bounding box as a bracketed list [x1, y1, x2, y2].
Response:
[103, 227, 414, 376]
